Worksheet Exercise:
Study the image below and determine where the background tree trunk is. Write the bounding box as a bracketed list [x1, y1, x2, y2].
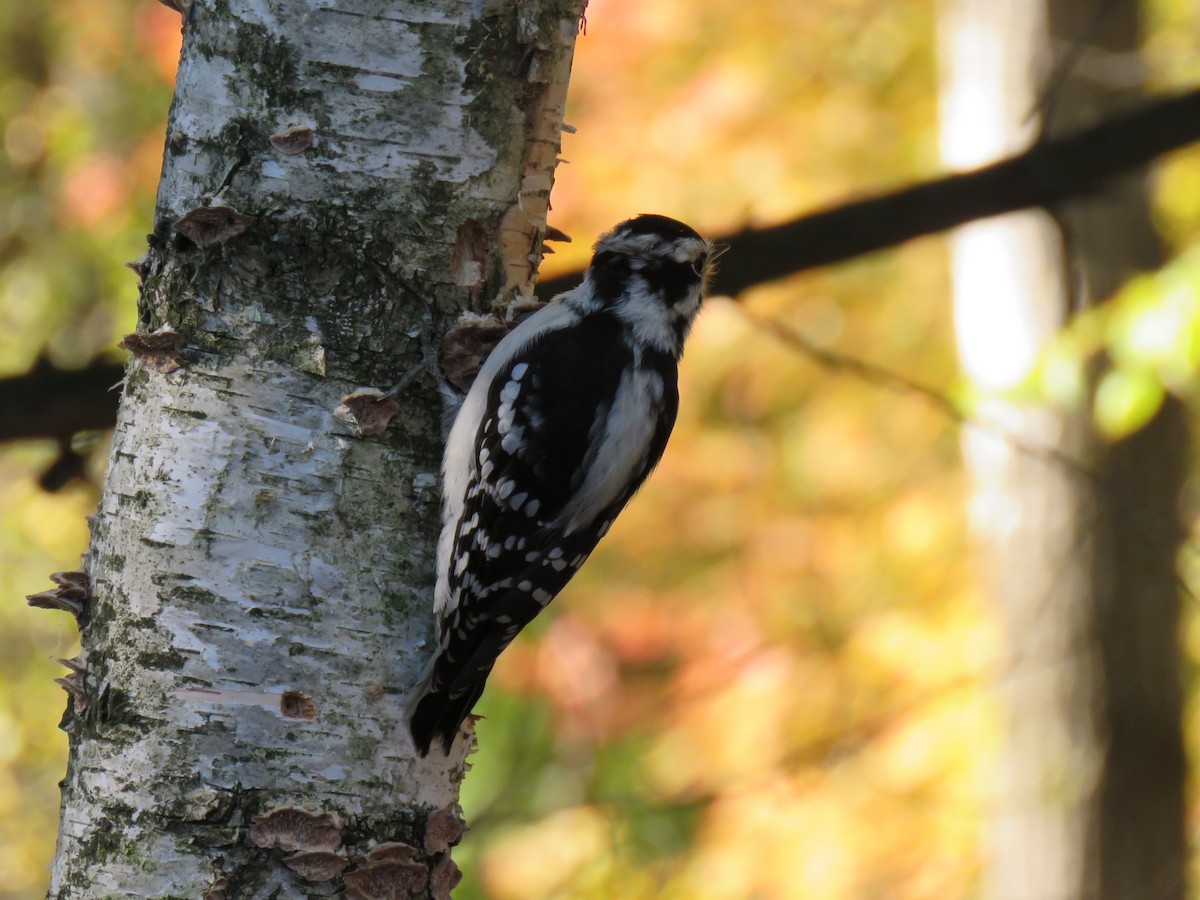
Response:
[940, 0, 1187, 896]
[47, 0, 584, 895]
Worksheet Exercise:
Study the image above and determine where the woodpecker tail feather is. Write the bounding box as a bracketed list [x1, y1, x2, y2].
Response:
[407, 677, 488, 757]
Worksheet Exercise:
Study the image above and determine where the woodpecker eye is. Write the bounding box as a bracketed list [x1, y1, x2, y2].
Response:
[691, 253, 708, 278]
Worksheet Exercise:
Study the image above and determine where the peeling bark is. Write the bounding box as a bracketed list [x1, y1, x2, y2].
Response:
[48, 0, 584, 895]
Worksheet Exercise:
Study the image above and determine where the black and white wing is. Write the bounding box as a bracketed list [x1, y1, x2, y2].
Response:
[408, 309, 678, 756]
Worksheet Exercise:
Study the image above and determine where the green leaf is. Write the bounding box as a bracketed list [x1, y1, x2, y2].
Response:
[1093, 367, 1165, 440]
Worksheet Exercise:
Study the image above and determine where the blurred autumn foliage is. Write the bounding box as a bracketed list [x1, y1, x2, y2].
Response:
[2, 0, 1199, 897]
[1, 1, 178, 892]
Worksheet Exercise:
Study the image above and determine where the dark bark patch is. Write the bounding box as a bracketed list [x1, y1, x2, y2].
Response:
[337, 389, 401, 437]
[439, 313, 511, 392]
[51, 570, 90, 591]
[423, 804, 467, 854]
[438, 308, 555, 392]
[364, 842, 419, 864]
[27, 588, 84, 616]
[451, 219, 491, 290]
[173, 204, 256, 250]
[249, 808, 342, 853]
[125, 254, 148, 285]
[284, 850, 347, 882]
[120, 329, 184, 374]
[156, 0, 192, 17]
[280, 690, 317, 720]
[55, 668, 87, 714]
[28, 570, 91, 629]
[428, 853, 462, 900]
[344, 859, 429, 899]
[203, 873, 229, 900]
[543, 224, 572, 244]
[270, 125, 314, 155]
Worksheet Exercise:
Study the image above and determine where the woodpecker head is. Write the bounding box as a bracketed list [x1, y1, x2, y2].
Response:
[586, 214, 714, 356]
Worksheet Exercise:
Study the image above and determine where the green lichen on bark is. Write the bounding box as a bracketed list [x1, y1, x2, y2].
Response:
[136, 649, 189, 671]
[164, 585, 222, 607]
[140, 211, 445, 392]
[60, 804, 143, 878]
[461, 8, 527, 159]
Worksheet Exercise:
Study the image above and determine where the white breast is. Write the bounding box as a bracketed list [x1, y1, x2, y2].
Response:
[555, 365, 665, 535]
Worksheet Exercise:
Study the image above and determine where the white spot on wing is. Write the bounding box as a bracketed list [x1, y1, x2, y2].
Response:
[436, 297, 589, 619]
[501, 428, 524, 454]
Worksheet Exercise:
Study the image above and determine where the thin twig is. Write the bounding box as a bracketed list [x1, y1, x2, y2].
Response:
[744, 310, 1197, 583]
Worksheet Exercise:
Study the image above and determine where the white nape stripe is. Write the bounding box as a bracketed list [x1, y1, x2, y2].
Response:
[598, 231, 708, 264]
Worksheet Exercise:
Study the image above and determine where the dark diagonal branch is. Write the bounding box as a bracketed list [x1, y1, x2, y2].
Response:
[0, 357, 124, 441]
[539, 87, 1200, 299]
[746, 310, 1200, 599]
[6, 89, 1200, 449]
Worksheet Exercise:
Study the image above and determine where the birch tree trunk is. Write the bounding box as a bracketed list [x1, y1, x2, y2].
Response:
[46, 0, 584, 895]
[940, 1, 1187, 896]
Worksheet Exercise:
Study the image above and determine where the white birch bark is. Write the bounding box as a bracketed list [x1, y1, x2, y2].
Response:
[940, 1, 1186, 897]
[48, 0, 585, 896]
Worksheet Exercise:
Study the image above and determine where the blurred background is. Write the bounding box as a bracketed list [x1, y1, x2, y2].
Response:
[2, 0, 1199, 897]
